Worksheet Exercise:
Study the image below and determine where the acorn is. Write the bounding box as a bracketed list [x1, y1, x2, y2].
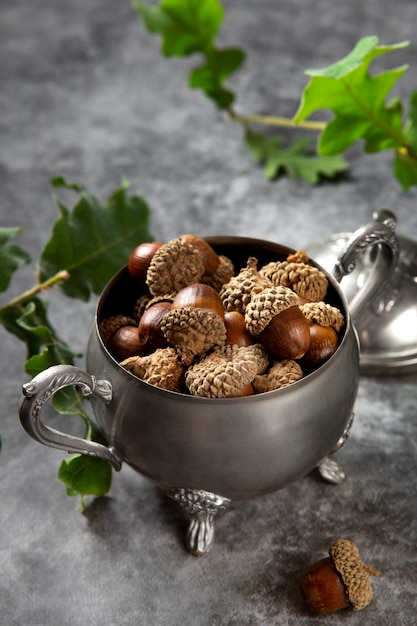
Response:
[99, 314, 142, 360]
[137, 300, 171, 354]
[180, 233, 221, 276]
[224, 310, 256, 347]
[146, 238, 205, 296]
[245, 286, 310, 360]
[128, 241, 164, 284]
[171, 282, 225, 319]
[299, 538, 380, 615]
[107, 325, 143, 361]
[300, 301, 345, 368]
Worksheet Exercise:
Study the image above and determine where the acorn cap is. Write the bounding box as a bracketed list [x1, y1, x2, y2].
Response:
[253, 359, 303, 393]
[245, 286, 301, 336]
[301, 301, 345, 333]
[203, 255, 235, 291]
[146, 238, 205, 296]
[286, 249, 310, 264]
[329, 538, 381, 611]
[161, 307, 226, 366]
[220, 257, 272, 314]
[260, 259, 328, 302]
[132, 294, 152, 322]
[120, 347, 186, 392]
[186, 343, 269, 398]
[99, 314, 137, 344]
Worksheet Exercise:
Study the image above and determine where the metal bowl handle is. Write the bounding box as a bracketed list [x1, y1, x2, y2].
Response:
[18, 364, 122, 470]
[331, 209, 399, 321]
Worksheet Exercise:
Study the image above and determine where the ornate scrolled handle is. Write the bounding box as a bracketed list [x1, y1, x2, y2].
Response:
[18, 364, 122, 470]
[331, 209, 399, 321]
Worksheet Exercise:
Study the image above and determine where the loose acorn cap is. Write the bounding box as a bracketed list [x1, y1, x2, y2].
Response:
[301, 301, 345, 333]
[161, 307, 226, 366]
[245, 286, 301, 336]
[99, 314, 137, 344]
[220, 257, 272, 313]
[253, 359, 303, 393]
[146, 237, 205, 296]
[329, 539, 380, 611]
[120, 347, 186, 393]
[186, 343, 269, 398]
[260, 258, 328, 302]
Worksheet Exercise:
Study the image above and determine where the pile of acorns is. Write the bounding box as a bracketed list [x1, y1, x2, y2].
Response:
[99, 234, 345, 398]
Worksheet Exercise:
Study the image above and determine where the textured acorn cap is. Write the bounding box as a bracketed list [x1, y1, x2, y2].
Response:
[220, 257, 272, 314]
[329, 538, 381, 611]
[245, 286, 301, 336]
[301, 301, 345, 333]
[99, 314, 137, 344]
[203, 255, 235, 291]
[253, 359, 303, 393]
[132, 294, 152, 322]
[161, 307, 226, 366]
[286, 249, 310, 264]
[120, 347, 186, 392]
[186, 343, 269, 398]
[260, 259, 328, 302]
[146, 238, 205, 297]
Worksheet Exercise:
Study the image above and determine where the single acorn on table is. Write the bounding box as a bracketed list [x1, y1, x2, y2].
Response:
[299, 538, 380, 615]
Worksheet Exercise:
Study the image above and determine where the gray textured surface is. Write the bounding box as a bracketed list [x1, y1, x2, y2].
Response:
[1, 1, 417, 624]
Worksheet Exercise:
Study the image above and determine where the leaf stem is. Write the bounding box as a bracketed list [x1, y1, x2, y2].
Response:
[0, 270, 70, 314]
[228, 108, 327, 131]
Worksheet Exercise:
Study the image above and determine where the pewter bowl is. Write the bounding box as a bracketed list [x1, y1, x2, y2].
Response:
[18, 220, 398, 555]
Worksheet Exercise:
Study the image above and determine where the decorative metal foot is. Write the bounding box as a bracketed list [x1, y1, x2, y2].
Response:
[167, 488, 231, 556]
[318, 456, 346, 484]
[317, 412, 355, 484]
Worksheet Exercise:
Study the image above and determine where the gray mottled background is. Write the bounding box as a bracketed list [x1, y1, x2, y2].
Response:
[1, 1, 416, 624]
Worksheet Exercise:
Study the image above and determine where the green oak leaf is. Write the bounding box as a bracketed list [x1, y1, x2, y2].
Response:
[245, 129, 348, 183]
[133, 0, 244, 109]
[0, 227, 31, 293]
[0, 297, 74, 362]
[294, 36, 410, 155]
[133, 0, 223, 56]
[57, 454, 112, 503]
[394, 91, 417, 190]
[39, 177, 152, 301]
[190, 47, 245, 109]
[57, 417, 112, 504]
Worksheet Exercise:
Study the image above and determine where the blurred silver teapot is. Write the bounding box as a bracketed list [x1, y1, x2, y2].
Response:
[18, 211, 398, 555]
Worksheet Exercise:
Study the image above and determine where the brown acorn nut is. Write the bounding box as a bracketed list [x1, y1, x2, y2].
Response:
[128, 241, 164, 284]
[224, 311, 256, 347]
[245, 286, 311, 360]
[99, 314, 142, 360]
[171, 282, 225, 319]
[107, 325, 143, 361]
[299, 538, 380, 615]
[137, 301, 171, 355]
[180, 233, 221, 276]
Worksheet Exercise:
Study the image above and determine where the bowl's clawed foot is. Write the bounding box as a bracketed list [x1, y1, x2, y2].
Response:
[168, 488, 231, 556]
[318, 456, 346, 484]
